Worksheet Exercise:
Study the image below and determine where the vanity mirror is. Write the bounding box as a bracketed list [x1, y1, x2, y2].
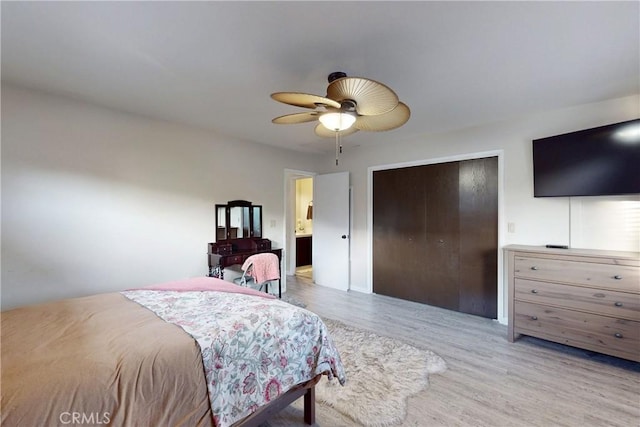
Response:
[215, 200, 263, 241]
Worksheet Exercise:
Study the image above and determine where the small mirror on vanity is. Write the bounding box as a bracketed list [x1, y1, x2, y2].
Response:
[229, 205, 246, 238]
[216, 205, 228, 240]
[252, 206, 262, 238]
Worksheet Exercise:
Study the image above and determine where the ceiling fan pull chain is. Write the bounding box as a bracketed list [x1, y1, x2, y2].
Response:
[335, 131, 339, 166]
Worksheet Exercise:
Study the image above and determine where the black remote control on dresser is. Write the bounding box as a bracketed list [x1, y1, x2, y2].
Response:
[546, 244, 569, 249]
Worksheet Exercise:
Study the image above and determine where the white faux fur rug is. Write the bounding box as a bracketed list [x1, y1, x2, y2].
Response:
[316, 318, 447, 427]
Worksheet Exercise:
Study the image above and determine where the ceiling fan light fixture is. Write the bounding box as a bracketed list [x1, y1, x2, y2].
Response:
[319, 112, 356, 131]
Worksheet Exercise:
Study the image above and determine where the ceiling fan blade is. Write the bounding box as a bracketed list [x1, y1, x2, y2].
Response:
[271, 92, 341, 109]
[314, 123, 360, 138]
[354, 102, 411, 131]
[326, 77, 399, 116]
[272, 112, 319, 124]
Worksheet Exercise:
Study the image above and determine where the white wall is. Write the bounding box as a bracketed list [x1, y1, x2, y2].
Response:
[319, 94, 639, 322]
[1, 84, 319, 309]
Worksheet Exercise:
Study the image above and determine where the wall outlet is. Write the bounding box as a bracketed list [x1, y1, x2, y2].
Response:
[508, 222, 515, 233]
[270, 219, 276, 228]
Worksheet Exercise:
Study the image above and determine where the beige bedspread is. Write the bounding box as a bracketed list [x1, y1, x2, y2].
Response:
[1, 293, 215, 426]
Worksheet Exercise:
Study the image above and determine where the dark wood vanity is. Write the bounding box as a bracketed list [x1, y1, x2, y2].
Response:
[207, 200, 282, 297]
[296, 235, 312, 267]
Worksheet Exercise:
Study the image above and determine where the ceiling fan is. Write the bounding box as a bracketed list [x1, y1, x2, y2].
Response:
[271, 72, 410, 164]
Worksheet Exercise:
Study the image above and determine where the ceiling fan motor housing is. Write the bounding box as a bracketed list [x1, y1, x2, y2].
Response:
[328, 71, 347, 83]
[340, 99, 357, 112]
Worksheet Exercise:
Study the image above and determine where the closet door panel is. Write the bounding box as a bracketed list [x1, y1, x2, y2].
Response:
[373, 166, 427, 303]
[423, 162, 460, 310]
[458, 157, 499, 318]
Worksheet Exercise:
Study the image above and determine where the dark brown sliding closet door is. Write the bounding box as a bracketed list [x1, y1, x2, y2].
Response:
[422, 162, 460, 311]
[372, 156, 498, 319]
[372, 165, 427, 303]
[458, 157, 498, 317]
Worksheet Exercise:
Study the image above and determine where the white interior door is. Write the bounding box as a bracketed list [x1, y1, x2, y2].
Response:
[313, 171, 350, 291]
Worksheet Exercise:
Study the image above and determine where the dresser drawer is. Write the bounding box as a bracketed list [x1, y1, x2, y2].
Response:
[224, 255, 245, 266]
[514, 301, 640, 361]
[514, 256, 640, 293]
[514, 278, 640, 321]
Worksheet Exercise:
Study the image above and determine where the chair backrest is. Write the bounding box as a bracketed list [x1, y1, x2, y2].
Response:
[242, 253, 280, 284]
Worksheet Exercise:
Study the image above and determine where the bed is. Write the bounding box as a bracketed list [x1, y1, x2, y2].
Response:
[0, 277, 346, 426]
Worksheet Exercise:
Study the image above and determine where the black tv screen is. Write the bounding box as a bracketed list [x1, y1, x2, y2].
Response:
[533, 119, 640, 197]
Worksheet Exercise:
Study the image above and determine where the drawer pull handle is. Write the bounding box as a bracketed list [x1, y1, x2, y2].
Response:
[531, 289, 538, 294]
[614, 333, 623, 339]
[531, 316, 538, 321]
[614, 302, 623, 307]
[530, 266, 538, 271]
[613, 275, 623, 280]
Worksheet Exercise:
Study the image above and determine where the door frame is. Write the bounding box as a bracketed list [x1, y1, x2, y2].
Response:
[283, 169, 316, 277]
[367, 149, 507, 324]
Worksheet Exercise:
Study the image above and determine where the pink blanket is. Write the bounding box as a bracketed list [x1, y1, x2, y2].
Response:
[242, 253, 280, 284]
[128, 276, 276, 299]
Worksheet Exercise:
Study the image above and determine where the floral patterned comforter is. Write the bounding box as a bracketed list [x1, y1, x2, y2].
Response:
[121, 289, 346, 427]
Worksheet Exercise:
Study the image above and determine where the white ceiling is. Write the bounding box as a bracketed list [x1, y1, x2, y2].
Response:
[2, 1, 638, 153]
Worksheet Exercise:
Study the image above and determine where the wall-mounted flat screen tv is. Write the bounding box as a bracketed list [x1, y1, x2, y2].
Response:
[533, 119, 640, 197]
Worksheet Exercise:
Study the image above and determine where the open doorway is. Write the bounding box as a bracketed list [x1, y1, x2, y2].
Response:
[283, 169, 315, 282]
[284, 170, 351, 290]
[294, 177, 314, 279]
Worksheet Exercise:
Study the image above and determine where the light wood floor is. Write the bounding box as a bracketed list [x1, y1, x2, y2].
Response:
[271, 274, 640, 427]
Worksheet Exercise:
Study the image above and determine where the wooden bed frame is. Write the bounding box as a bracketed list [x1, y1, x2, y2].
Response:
[234, 375, 321, 426]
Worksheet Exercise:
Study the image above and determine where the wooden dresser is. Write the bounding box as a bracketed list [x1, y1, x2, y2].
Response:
[505, 245, 640, 361]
